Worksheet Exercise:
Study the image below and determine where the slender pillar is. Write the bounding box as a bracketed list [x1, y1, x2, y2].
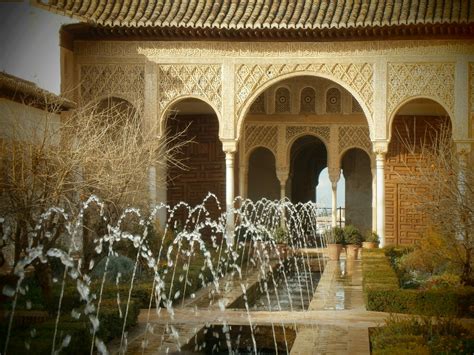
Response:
[376, 152, 386, 247]
[276, 167, 289, 228]
[329, 168, 341, 228]
[225, 151, 235, 244]
[331, 182, 338, 227]
[239, 164, 247, 199]
[371, 167, 377, 232]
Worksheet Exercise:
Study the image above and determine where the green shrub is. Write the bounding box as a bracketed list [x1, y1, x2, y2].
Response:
[370, 316, 474, 355]
[326, 227, 344, 244]
[362, 249, 474, 317]
[343, 225, 363, 246]
[364, 231, 379, 243]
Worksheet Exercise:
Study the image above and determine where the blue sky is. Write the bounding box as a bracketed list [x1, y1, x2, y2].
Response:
[0, 1, 74, 94]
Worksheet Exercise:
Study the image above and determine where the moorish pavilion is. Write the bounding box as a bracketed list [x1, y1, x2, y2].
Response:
[34, 0, 474, 246]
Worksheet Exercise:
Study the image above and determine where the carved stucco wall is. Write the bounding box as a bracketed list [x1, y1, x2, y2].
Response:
[387, 62, 455, 121]
[80, 64, 145, 111]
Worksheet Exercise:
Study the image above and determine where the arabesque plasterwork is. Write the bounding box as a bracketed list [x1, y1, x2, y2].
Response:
[236, 63, 374, 120]
[80, 64, 145, 110]
[157, 64, 222, 117]
[387, 62, 455, 119]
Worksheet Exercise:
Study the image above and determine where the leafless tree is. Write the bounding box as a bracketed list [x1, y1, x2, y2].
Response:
[397, 120, 473, 285]
[0, 93, 189, 303]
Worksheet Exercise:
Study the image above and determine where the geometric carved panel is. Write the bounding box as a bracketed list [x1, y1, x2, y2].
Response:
[338, 126, 371, 154]
[286, 125, 330, 144]
[236, 63, 373, 118]
[387, 62, 455, 119]
[245, 125, 278, 155]
[158, 64, 222, 115]
[80, 64, 145, 111]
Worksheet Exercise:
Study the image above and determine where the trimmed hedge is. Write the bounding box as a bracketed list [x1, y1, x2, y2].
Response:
[362, 249, 474, 317]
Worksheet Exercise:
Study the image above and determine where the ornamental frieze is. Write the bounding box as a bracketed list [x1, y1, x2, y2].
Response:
[75, 41, 474, 58]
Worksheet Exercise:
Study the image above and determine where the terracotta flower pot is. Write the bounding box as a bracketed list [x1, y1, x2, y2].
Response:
[362, 241, 377, 249]
[346, 244, 360, 260]
[327, 243, 343, 261]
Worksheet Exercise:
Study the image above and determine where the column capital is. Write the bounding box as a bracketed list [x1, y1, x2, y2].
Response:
[221, 139, 238, 153]
[276, 167, 290, 185]
[373, 141, 388, 156]
[328, 167, 340, 183]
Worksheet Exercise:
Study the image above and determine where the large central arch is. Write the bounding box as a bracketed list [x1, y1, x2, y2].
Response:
[236, 65, 374, 141]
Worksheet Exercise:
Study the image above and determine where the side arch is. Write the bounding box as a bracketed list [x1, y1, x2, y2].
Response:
[387, 95, 453, 143]
[159, 95, 222, 137]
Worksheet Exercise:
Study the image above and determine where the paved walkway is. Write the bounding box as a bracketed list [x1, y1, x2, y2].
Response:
[291, 259, 370, 354]
[109, 253, 386, 354]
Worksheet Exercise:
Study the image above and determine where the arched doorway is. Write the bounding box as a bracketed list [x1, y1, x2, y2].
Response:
[341, 148, 372, 234]
[165, 98, 224, 217]
[386, 98, 451, 245]
[290, 135, 327, 203]
[247, 147, 279, 201]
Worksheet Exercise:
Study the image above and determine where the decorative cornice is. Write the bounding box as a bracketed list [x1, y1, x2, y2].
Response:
[62, 22, 474, 42]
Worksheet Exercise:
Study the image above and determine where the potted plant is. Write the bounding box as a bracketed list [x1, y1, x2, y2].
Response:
[343, 225, 363, 260]
[363, 231, 379, 249]
[325, 227, 344, 261]
[272, 226, 289, 259]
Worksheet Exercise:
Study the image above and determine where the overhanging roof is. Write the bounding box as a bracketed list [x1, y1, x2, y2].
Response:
[35, 0, 474, 41]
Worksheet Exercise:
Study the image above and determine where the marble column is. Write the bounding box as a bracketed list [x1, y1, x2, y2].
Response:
[376, 152, 386, 247]
[225, 150, 235, 244]
[371, 166, 377, 232]
[156, 162, 167, 231]
[276, 168, 289, 229]
[328, 169, 341, 228]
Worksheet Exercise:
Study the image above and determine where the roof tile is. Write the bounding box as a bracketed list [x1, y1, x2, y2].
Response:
[34, 0, 474, 30]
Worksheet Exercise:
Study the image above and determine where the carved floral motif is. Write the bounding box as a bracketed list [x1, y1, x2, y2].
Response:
[286, 126, 330, 144]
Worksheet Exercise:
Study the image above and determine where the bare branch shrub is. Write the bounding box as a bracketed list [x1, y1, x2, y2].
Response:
[0, 92, 190, 302]
[396, 119, 473, 285]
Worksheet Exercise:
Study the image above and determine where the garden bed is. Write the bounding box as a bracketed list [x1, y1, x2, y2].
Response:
[362, 249, 474, 317]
